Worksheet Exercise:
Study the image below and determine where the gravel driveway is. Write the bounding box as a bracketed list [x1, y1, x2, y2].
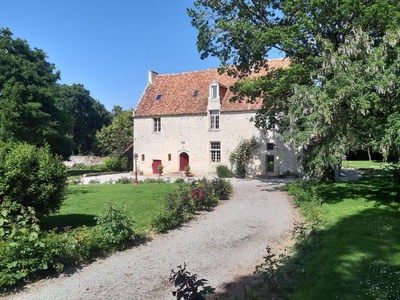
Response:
[5, 178, 299, 300]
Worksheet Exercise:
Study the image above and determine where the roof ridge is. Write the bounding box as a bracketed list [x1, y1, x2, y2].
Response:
[158, 68, 217, 77]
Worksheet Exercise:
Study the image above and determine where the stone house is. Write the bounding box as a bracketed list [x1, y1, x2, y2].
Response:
[134, 58, 302, 177]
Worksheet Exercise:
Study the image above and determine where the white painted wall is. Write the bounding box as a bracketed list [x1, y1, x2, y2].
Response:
[134, 112, 302, 177]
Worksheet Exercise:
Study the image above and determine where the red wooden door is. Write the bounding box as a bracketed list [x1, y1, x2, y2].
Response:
[179, 153, 189, 171]
[152, 160, 162, 174]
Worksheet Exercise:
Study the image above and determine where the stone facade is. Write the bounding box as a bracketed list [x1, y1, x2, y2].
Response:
[134, 59, 302, 177]
[134, 111, 303, 176]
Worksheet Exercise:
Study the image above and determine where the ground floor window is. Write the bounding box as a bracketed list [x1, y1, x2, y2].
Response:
[210, 142, 221, 162]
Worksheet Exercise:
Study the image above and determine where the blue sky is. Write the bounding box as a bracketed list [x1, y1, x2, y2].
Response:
[0, 1, 221, 111]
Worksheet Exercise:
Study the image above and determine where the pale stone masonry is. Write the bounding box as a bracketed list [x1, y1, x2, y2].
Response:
[134, 58, 303, 177]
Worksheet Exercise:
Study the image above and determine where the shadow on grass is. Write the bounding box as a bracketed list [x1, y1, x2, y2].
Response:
[41, 214, 97, 231]
[316, 171, 397, 207]
[210, 173, 400, 299]
[210, 207, 400, 300]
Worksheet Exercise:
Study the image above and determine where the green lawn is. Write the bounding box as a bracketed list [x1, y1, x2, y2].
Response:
[287, 168, 400, 299]
[41, 183, 178, 233]
[342, 160, 387, 169]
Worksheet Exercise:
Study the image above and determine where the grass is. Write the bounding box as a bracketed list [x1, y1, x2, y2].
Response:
[41, 183, 178, 233]
[342, 160, 388, 169]
[272, 164, 400, 299]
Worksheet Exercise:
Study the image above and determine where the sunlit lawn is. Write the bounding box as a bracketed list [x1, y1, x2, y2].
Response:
[41, 183, 178, 233]
[342, 160, 387, 169]
[291, 168, 400, 299]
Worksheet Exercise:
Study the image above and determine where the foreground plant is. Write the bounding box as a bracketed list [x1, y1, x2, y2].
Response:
[170, 263, 214, 300]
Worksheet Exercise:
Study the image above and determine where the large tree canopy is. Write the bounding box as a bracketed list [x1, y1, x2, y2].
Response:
[188, 0, 400, 179]
[95, 108, 133, 157]
[55, 84, 112, 155]
[0, 28, 72, 158]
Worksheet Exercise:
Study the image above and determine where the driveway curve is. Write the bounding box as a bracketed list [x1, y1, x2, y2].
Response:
[6, 178, 299, 300]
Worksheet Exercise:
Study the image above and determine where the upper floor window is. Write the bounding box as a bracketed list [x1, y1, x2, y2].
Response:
[210, 142, 221, 162]
[155, 94, 162, 101]
[267, 143, 274, 150]
[154, 118, 161, 132]
[210, 110, 220, 130]
[210, 85, 218, 99]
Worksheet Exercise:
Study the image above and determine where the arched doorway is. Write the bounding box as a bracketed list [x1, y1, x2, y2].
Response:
[179, 152, 189, 171]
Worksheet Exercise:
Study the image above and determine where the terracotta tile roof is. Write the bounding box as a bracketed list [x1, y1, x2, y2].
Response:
[135, 58, 290, 117]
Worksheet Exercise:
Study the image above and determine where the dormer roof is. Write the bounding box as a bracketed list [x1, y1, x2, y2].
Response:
[135, 58, 290, 117]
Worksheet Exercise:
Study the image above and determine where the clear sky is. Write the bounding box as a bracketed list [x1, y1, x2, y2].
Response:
[0, 1, 221, 111]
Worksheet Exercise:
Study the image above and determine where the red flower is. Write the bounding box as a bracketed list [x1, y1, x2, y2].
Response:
[200, 193, 205, 198]
[191, 194, 195, 198]
[75, 237, 80, 241]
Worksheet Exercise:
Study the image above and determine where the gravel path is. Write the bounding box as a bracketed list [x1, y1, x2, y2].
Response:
[5, 178, 299, 300]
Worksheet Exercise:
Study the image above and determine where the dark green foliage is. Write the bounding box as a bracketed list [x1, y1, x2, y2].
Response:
[211, 178, 233, 200]
[216, 165, 233, 178]
[0, 142, 67, 218]
[188, 1, 400, 179]
[94, 203, 136, 249]
[170, 263, 215, 300]
[95, 109, 133, 157]
[152, 178, 232, 233]
[0, 28, 72, 159]
[54, 84, 111, 155]
[115, 177, 133, 184]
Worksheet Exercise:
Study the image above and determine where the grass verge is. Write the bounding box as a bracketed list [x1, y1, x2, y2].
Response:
[41, 183, 178, 233]
[251, 165, 400, 299]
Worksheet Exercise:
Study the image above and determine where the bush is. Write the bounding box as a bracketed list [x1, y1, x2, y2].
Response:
[216, 165, 233, 178]
[0, 142, 67, 218]
[104, 156, 120, 171]
[94, 203, 136, 249]
[211, 178, 233, 200]
[116, 177, 133, 184]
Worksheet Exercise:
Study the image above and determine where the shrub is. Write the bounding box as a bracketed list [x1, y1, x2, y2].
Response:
[211, 178, 233, 200]
[0, 142, 67, 218]
[216, 165, 233, 178]
[104, 156, 120, 171]
[94, 203, 136, 249]
[174, 177, 185, 184]
[151, 210, 184, 233]
[170, 263, 215, 300]
[116, 177, 133, 184]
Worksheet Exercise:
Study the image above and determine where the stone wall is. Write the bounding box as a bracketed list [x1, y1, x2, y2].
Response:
[134, 111, 303, 177]
[64, 156, 107, 167]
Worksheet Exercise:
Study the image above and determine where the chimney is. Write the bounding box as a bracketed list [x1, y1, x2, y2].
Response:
[148, 70, 158, 84]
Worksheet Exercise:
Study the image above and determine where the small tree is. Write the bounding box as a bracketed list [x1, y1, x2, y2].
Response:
[229, 137, 258, 176]
[0, 142, 67, 218]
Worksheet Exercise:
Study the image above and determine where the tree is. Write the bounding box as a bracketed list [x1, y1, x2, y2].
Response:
[188, 0, 400, 179]
[55, 84, 112, 155]
[0, 28, 72, 159]
[95, 109, 133, 157]
[0, 142, 67, 218]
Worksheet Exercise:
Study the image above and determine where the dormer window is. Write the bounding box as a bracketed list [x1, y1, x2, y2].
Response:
[155, 94, 162, 101]
[210, 85, 218, 99]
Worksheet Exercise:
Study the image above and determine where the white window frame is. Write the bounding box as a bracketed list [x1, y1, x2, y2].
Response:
[153, 118, 161, 132]
[210, 84, 218, 99]
[210, 110, 220, 130]
[210, 142, 221, 163]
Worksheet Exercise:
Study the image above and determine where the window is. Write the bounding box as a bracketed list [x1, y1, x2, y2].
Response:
[267, 143, 274, 150]
[155, 94, 162, 101]
[153, 118, 161, 132]
[193, 90, 199, 97]
[211, 85, 218, 99]
[168, 154, 171, 161]
[141, 154, 145, 161]
[210, 110, 220, 130]
[210, 142, 221, 162]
